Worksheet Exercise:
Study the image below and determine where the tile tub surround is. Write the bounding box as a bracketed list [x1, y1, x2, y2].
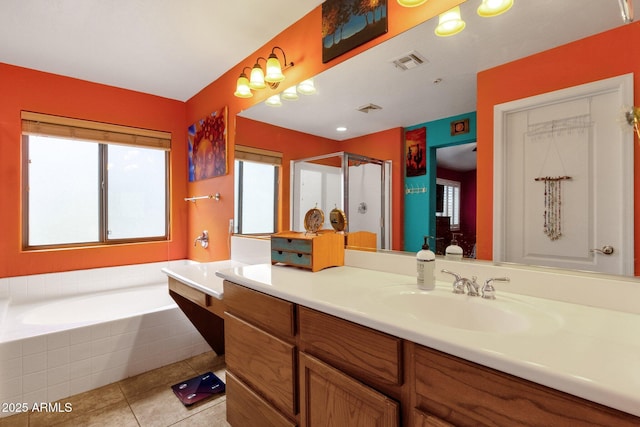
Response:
[0, 261, 213, 418]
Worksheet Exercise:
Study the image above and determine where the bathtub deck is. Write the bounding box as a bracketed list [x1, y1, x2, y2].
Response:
[0, 283, 176, 344]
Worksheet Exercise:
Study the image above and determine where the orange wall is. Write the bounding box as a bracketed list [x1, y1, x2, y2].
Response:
[0, 63, 188, 277]
[0, 1, 465, 275]
[184, 1, 463, 261]
[476, 22, 640, 273]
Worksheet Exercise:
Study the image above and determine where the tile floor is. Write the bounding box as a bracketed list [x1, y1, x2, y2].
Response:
[0, 352, 230, 427]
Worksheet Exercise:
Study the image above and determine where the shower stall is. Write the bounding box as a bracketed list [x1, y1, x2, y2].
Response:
[291, 152, 391, 249]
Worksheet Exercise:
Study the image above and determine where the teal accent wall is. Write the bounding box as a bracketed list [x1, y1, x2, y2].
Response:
[403, 112, 477, 253]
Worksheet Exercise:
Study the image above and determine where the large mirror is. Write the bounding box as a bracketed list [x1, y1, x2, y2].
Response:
[236, 0, 638, 276]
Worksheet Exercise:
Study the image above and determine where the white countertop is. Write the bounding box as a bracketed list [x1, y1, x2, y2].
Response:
[162, 260, 246, 299]
[215, 263, 640, 418]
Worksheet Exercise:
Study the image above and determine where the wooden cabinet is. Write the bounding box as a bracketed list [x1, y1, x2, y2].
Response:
[299, 351, 399, 427]
[412, 344, 640, 426]
[225, 313, 297, 416]
[167, 277, 225, 354]
[298, 306, 402, 396]
[224, 281, 298, 425]
[222, 280, 640, 427]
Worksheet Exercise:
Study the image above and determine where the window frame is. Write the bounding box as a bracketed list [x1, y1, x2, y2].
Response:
[234, 145, 282, 235]
[436, 177, 461, 231]
[21, 112, 171, 250]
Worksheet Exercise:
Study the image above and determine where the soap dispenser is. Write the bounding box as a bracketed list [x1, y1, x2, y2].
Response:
[445, 233, 463, 261]
[417, 236, 435, 290]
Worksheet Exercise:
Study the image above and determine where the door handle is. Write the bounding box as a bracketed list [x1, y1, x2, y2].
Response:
[590, 245, 614, 255]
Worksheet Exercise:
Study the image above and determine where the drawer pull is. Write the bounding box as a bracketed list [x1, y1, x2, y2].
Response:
[297, 253, 303, 258]
[287, 239, 293, 243]
[278, 251, 283, 255]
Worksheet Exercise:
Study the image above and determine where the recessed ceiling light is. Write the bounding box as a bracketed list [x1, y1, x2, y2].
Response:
[336, 126, 347, 132]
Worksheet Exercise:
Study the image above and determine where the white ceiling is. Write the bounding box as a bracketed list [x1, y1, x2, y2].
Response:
[0, 0, 323, 101]
[239, 0, 638, 142]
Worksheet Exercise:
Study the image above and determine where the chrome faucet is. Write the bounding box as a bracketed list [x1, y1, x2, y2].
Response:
[465, 276, 480, 297]
[441, 270, 480, 296]
[481, 277, 510, 299]
[194, 230, 209, 248]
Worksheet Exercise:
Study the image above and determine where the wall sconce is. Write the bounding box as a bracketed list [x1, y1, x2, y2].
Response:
[626, 106, 640, 139]
[233, 67, 253, 98]
[397, 0, 427, 7]
[281, 86, 299, 101]
[249, 58, 267, 90]
[265, 94, 282, 107]
[234, 46, 293, 98]
[297, 79, 317, 95]
[274, 78, 317, 105]
[477, 0, 513, 17]
[435, 6, 466, 37]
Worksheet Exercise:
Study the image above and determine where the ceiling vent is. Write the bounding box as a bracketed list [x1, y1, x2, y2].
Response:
[357, 103, 383, 113]
[391, 51, 428, 71]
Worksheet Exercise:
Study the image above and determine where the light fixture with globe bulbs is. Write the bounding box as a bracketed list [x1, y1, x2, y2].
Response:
[234, 47, 293, 98]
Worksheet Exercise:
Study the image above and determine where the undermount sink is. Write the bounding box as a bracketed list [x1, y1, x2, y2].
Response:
[363, 286, 562, 334]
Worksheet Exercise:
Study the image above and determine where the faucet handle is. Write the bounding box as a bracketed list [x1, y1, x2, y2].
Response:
[441, 270, 465, 294]
[481, 277, 510, 300]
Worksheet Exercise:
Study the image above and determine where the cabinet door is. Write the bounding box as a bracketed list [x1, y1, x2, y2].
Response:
[299, 352, 399, 427]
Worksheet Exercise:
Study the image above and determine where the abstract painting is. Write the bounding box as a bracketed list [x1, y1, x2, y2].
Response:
[188, 107, 227, 181]
[405, 127, 426, 177]
[322, 0, 388, 63]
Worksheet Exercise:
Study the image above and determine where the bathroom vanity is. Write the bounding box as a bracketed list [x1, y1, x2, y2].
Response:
[215, 262, 640, 427]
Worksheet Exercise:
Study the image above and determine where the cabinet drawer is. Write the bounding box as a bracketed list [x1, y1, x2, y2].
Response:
[272, 236, 312, 253]
[414, 345, 640, 426]
[225, 313, 297, 417]
[168, 277, 208, 307]
[224, 280, 296, 338]
[271, 249, 312, 268]
[226, 372, 296, 427]
[298, 307, 402, 387]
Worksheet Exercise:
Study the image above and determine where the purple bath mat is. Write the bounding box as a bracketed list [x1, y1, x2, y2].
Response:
[171, 372, 225, 407]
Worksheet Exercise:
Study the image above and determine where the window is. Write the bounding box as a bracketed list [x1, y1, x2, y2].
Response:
[234, 145, 281, 234]
[436, 178, 460, 230]
[22, 112, 170, 248]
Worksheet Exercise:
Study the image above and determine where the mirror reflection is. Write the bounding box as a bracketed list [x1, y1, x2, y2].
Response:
[236, 0, 637, 276]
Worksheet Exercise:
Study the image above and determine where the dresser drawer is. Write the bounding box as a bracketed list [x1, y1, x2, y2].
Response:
[272, 236, 312, 253]
[225, 313, 297, 417]
[223, 280, 295, 339]
[271, 249, 312, 268]
[298, 307, 402, 388]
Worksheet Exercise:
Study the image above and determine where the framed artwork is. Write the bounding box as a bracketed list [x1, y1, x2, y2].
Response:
[405, 127, 426, 177]
[188, 107, 228, 182]
[322, 0, 388, 64]
[450, 118, 470, 136]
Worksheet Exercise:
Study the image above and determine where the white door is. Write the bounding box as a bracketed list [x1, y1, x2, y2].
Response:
[493, 74, 634, 275]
